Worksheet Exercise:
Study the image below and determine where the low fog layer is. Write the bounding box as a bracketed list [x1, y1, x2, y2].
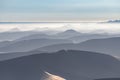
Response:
[0, 23, 120, 34]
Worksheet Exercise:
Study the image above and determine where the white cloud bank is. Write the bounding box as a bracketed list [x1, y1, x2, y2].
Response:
[0, 23, 120, 34]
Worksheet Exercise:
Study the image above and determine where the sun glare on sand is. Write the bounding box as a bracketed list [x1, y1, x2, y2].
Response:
[43, 72, 66, 80]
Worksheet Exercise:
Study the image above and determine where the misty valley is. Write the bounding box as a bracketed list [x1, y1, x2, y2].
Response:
[0, 22, 120, 80]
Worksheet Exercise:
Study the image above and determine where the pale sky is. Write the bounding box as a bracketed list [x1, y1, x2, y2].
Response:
[0, 0, 120, 22]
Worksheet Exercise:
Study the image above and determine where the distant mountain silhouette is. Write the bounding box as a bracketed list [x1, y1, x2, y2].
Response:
[0, 38, 72, 52]
[0, 31, 39, 41]
[61, 29, 80, 34]
[15, 29, 116, 43]
[16, 33, 51, 41]
[56, 29, 81, 38]
[69, 33, 111, 43]
[0, 50, 120, 80]
[37, 37, 120, 57]
[16, 29, 81, 41]
[78, 37, 120, 57]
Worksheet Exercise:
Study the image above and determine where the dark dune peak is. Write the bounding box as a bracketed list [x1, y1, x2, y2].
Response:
[0, 50, 120, 80]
